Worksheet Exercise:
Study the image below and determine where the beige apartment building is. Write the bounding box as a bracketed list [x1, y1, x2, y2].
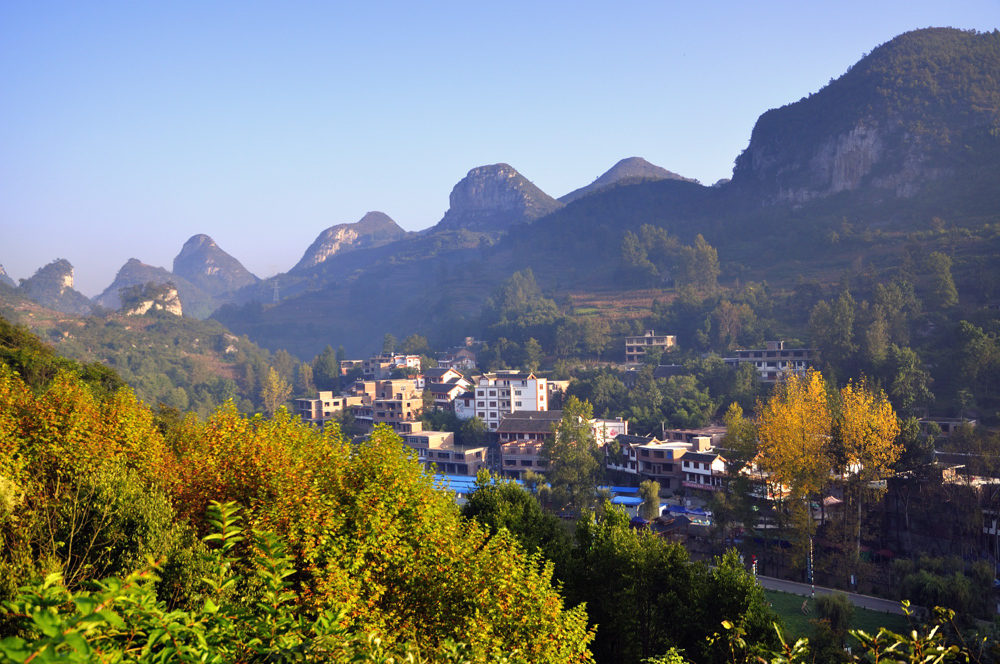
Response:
[625, 330, 676, 364]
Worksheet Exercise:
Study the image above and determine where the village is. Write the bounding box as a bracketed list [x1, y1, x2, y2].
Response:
[292, 330, 997, 596]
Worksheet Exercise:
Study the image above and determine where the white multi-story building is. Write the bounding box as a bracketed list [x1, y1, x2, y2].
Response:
[727, 341, 812, 382]
[474, 371, 548, 431]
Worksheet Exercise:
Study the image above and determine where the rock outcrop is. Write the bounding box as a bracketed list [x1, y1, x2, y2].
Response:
[18, 259, 93, 315]
[94, 258, 214, 319]
[0, 264, 15, 288]
[172, 235, 258, 297]
[730, 28, 1000, 204]
[121, 281, 183, 317]
[435, 164, 563, 232]
[559, 157, 699, 204]
[291, 211, 406, 273]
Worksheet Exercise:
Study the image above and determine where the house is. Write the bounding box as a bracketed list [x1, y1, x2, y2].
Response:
[497, 410, 562, 479]
[592, 417, 628, 446]
[680, 451, 728, 492]
[634, 438, 693, 490]
[293, 391, 363, 428]
[403, 431, 488, 476]
[497, 410, 562, 444]
[661, 426, 728, 448]
[428, 381, 468, 409]
[348, 378, 426, 434]
[424, 367, 471, 388]
[453, 391, 476, 420]
[625, 330, 676, 364]
[474, 371, 548, 431]
[726, 340, 812, 382]
[362, 353, 422, 380]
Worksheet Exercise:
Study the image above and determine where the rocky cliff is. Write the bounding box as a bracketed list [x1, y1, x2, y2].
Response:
[435, 164, 564, 232]
[18, 259, 93, 315]
[94, 258, 214, 318]
[172, 235, 258, 297]
[120, 281, 183, 317]
[290, 211, 406, 273]
[0, 264, 15, 288]
[731, 28, 1000, 205]
[559, 157, 699, 204]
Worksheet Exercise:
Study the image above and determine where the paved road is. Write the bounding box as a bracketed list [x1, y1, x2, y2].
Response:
[755, 574, 907, 615]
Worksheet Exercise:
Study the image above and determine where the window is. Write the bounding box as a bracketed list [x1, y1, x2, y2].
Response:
[515, 401, 522, 407]
[514, 390, 521, 396]
[520, 460, 532, 467]
[478, 412, 485, 418]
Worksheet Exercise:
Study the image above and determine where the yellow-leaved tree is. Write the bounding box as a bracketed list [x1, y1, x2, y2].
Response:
[834, 379, 901, 577]
[755, 369, 833, 571]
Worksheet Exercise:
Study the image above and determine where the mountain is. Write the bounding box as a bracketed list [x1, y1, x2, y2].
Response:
[0, 264, 15, 288]
[290, 211, 407, 273]
[731, 28, 1000, 206]
[207, 28, 1000, 358]
[18, 259, 93, 315]
[435, 164, 564, 232]
[172, 235, 259, 297]
[93, 258, 214, 318]
[120, 281, 184, 317]
[559, 157, 699, 204]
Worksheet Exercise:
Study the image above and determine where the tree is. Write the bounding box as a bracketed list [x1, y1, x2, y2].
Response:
[381, 333, 396, 355]
[294, 362, 315, 395]
[756, 369, 832, 568]
[461, 472, 572, 576]
[638, 480, 661, 520]
[401, 334, 429, 355]
[311, 345, 340, 393]
[925, 252, 959, 309]
[540, 396, 601, 511]
[458, 416, 489, 448]
[618, 231, 658, 287]
[834, 379, 901, 563]
[886, 345, 934, 413]
[809, 290, 857, 371]
[260, 367, 292, 416]
[271, 349, 295, 384]
[523, 337, 543, 372]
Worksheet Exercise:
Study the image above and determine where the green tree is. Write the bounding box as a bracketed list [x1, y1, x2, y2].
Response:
[461, 472, 572, 577]
[401, 334, 429, 355]
[523, 337, 543, 372]
[381, 333, 396, 355]
[541, 396, 601, 511]
[809, 289, 857, 370]
[925, 251, 959, 309]
[311, 345, 340, 393]
[638, 480, 660, 520]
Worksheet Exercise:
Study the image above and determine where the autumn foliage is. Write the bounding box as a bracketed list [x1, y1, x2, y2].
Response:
[0, 360, 594, 662]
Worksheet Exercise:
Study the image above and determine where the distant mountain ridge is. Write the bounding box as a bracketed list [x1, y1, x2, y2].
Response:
[559, 157, 698, 204]
[435, 164, 564, 232]
[291, 211, 406, 273]
[18, 259, 93, 316]
[731, 27, 1000, 204]
[173, 235, 259, 297]
[93, 258, 215, 319]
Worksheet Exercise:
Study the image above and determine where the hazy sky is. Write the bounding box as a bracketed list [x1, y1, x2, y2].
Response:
[2, 1, 997, 296]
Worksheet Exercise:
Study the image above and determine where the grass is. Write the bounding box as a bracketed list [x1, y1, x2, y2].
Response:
[765, 590, 913, 643]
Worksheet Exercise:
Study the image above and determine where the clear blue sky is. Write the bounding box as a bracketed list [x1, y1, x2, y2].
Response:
[1, 1, 997, 296]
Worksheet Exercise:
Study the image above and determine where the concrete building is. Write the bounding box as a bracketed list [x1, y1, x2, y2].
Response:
[625, 330, 676, 364]
[474, 371, 548, 431]
[727, 341, 812, 382]
[362, 354, 422, 380]
[403, 430, 487, 476]
[293, 391, 362, 428]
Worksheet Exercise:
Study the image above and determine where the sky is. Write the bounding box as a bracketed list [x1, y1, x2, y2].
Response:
[1, 1, 997, 297]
